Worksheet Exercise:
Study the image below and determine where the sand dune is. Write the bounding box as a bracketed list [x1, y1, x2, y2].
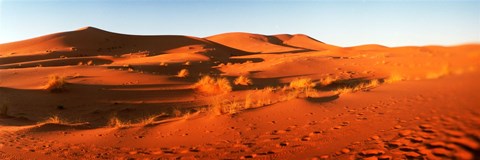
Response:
[1, 27, 479, 159]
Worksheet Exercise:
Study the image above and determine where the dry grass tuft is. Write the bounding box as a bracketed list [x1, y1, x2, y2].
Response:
[108, 117, 131, 128]
[289, 78, 316, 90]
[319, 76, 336, 86]
[384, 73, 404, 83]
[172, 108, 182, 117]
[234, 75, 252, 86]
[209, 97, 243, 115]
[44, 75, 66, 92]
[426, 65, 450, 79]
[139, 115, 157, 126]
[288, 78, 317, 98]
[177, 69, 189, 77]
[334, 79, 381, 95]
[208, 87, 276, 115]
[193, 76, 232, 94]
[42, 115, 68, 124]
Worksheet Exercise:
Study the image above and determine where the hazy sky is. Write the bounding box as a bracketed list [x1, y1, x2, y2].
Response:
[0, 0, 479, 47]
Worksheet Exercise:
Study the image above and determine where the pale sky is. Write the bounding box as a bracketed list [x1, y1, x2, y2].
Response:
[1, 0, 479, 47]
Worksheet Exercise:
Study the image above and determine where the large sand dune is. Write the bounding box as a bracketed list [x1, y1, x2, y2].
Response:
[1, 27, 479, 159]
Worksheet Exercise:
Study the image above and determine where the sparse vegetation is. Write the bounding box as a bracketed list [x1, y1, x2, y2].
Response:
[42, 115, 67, 124]
[44, 75, 66, 92]
[334, 79, 381, 95]
[209, 87, 276, 115]
[210, 97, 243, 115]
[384, 73, 404, 83]
[139, 115, 157, 126]
[319, 76, 336, 86]
[289, 78, 316, 90]
[234, 75, 252, 86]
[289, 78, 317, 97]
[426, 65, 450, 79]
[172, 108, 182, 117]
[108, 116, 131, 128]
[193, 76, 232, 94]
[177, 69, 189, 77]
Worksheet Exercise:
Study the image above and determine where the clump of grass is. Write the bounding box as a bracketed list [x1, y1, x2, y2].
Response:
[334, 79, 381, 95]
[193, 76, 232, 95]
[108, 116, 131, 128]
[139, 115, 157, 126]
[172, 108, 182, 117]
[426, 65, 450, 79]
[384, 73, 404, 83]
[289, 78, 316, 90]
[209, 87, 277, 115]
[319, 76, 336, 86]
[42, 115, 68, 124]
[177, 69, 189, 78]
[44, 75, 66, 92]
[234, 75, 252, 86]
[289, 78, 317, 98]
[209, 97, 243, 115]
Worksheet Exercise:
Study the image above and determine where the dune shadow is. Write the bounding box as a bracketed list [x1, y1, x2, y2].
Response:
[306, 94, 340, 103]
[227, 57, 264, 63]
[0, 82, 203, 127]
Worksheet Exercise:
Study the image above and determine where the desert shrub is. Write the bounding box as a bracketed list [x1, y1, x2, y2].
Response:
[44, 75, 66, 92]
[42, 115, 67, 124]
[319, 76, 336, 86]
[139, 115, 157, 126]
[209, 87, 276, 115]
[172, 108, 182, 117]
[289, 78, 317, 97]
[289, 78, 316, 90]
[384, 74, 404, 83]
[334, 79, 380, 95]
[244, 93, 252, 109]
[193, 76, 232, 94]
[234, 75, 252, 86]
[177, 69, 189, 77]
[426, 65, 450, 79]
[209, 97, 243, 115]
[108, 116, 130, 128]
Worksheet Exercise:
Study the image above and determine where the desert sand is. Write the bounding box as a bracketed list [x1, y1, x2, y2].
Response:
[0, 27, 479, 160]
